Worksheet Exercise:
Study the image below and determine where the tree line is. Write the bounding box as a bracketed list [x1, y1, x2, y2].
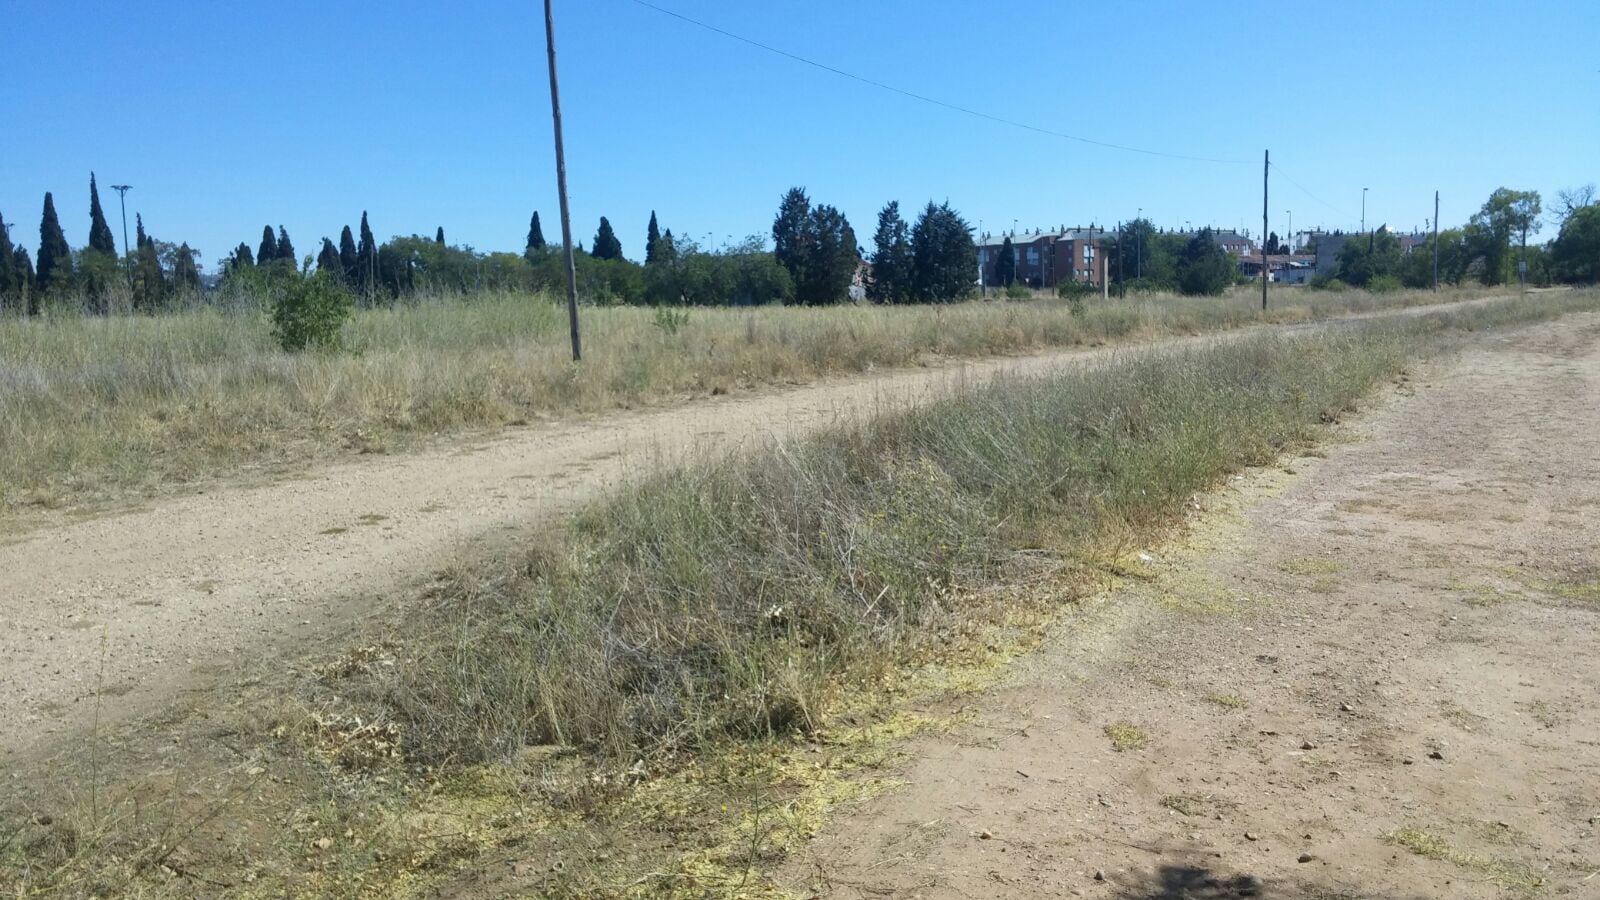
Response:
[1318, 186, 1598, 290]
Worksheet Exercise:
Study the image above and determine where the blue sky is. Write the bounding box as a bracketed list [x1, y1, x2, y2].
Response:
[5, 0, 1596, 270]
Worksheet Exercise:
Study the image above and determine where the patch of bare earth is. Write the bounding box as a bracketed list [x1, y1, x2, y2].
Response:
[781, 315, 1600, 898]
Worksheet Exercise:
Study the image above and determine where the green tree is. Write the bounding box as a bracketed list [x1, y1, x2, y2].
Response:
[338, 226, 358, 285]
[1177, 227, 1237, 296]
[1335, 230, 1402, 288]
[317, 238, 341, 276]
[12, 246, 36, 315]
[910, 201, 976, 303]
[87, 173, 116, 255]
[233, 242, 255, 269]
[357, 212, 378, 299]
[133, 215, 166, 311]
[1469, 188, 1541, 285]
[645, 211, 662, 265]
[867, 201, 913, 304]
[258, 225, 279, 267]
[271, 271, 353, 352]
[994, 235, 1017, 288]
[276, 225, 295, 263]
[592, 216, 623, 260]
[0, 212, 16, 307]
[36, 192, 72, 297]
[172, 243, 202, 293]
[526, 212, 546, 258]
[772, 187, 812, 286]
[1551, 205, 1600, 284]
[435, 226, 445, 245]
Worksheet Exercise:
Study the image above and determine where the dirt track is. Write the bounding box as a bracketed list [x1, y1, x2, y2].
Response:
[1, 332, 1201, 759]
[782, 314, 1600, 898]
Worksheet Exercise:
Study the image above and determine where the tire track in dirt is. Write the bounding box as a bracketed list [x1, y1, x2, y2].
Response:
[781, 313, 1600, 898]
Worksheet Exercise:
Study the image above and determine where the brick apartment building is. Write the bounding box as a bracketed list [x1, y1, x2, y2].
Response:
[977, 228, 1107, 290]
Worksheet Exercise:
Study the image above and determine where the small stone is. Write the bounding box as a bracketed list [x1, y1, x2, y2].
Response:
[1497, 821, 1511, 829]
[1245, 831, 1259, 841]
[311, 837, 333, 850]
[978, 829, 993, 840]
[247, 766, 265, 776]
[1301, 741, 1318, 750]
[1298, 853, 1316, 863]
[1402, 757, 1415, 765]
[1094, 869, 1107, 882]
[1428, 750, 1444, 760]
[1340, 703, 1355, 713]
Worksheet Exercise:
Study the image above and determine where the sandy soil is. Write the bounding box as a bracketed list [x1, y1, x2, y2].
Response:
[780, 314, 1600, 898]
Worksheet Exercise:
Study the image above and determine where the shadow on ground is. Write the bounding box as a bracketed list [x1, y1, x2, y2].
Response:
[1113, 864, 1428, 900]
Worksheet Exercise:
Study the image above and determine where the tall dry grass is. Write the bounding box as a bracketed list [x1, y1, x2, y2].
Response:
[0, 285, 1506, 511]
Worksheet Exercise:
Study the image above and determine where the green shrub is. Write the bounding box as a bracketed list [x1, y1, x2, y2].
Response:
[1309, 273, 1349, 292]
[1004, 283, 1032, 300]
[1368, 274, 1403, 294]
[270, 271, 353, 351]
[652, 304, 690, 335]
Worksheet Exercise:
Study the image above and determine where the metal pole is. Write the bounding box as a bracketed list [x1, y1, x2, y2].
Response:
[1262, 150, 1269, 311]
[1361, 187, 1367, 234]
[1432, 191, 1439, 292]
[110, 185, 133, 294]
[544, 0, 582, 362]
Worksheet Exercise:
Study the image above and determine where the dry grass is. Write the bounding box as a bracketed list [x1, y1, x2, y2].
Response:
[3, 290, 1597, 896]
[0, 284, 1507, 513]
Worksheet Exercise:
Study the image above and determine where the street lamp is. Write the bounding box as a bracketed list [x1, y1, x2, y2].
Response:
[110, 184, 133, 293]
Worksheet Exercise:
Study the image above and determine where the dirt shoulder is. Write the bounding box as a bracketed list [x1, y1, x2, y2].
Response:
[781, 314, 1600, 898]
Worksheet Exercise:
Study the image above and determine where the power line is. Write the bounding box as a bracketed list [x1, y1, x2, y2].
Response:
[1269, 160, 1353, 222]
[627, 0, 1252, 166]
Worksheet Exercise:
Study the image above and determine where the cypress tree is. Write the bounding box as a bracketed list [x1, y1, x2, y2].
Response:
[0, 212, 15, 303]
[435, 226, 445, 245]
[233, 242, 255, 269]
[277, 226, 295, 263]
[772, 187, 813, 287]
[645, 211, 661, 264]
[867, 201, 912, 304]
[136, 214, 149, 248]
[910, 201, 978, 303]
[317, 238, 341, 276]
[357, 212, 377, 297]
[88, 173, 116, 255]
[995, 235, 1017, 287]
[133, 214, 166, 310]
[592, 217, 622, 260]
[258, 226, 278, 266]
[36, 192, 72, 295]
[173, 243, 201, 292]
[338, 226, 358, 284]
[526, 212, 546, 258]
[14, 247, 36, 315]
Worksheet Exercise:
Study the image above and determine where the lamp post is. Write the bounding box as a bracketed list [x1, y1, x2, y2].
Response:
[110, 184, 133, 293]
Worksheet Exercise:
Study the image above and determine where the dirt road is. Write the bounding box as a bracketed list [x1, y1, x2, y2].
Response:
[2, 332, 1198, 759]
[782, 314, 1600, 898]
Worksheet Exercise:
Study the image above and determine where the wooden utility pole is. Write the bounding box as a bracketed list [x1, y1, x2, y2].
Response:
[1432, 191, 1440, 292]
[1262, 150, 1269, 311]
[544, 0, 582, 361]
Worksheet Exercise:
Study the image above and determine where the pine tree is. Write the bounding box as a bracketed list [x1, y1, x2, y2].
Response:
[88, 173, 116, 255]
[526, 212, 546, 259]
[36, 192, 72, 295]
[317, 238, 341, 276]
[357, 212, 378, 298]
[592, 216, 622, 260]
[233, 242, 255, 270]
[277, 226, 295, 263]
[867, 201, 912, 304]
[339, 226, 358, 285]
[435, 226, 445, 245]
[645, 211, 662, 264]
[258, 226, 279, 266]
[995, 235, 1017, 287]
[136, 215, 148, 248]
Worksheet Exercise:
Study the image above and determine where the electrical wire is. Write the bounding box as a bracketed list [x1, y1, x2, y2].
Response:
[1270, 160, 1354, 221]
[627, 0, 1252, 166]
